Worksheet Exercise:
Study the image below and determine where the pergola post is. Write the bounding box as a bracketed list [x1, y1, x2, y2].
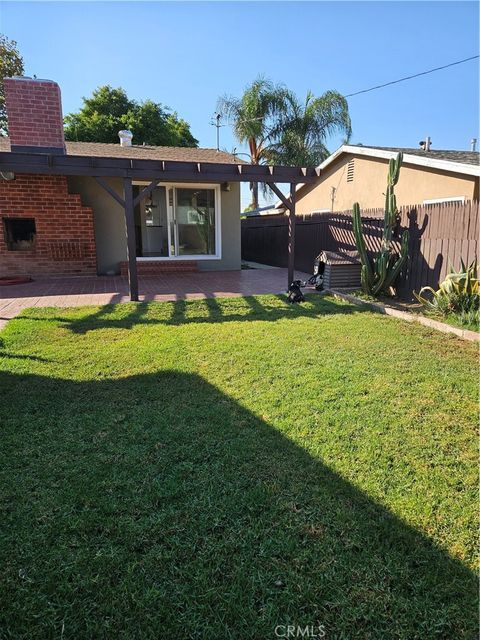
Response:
[287, 183, 296, 288]
[94, 177, 162, 302]
[266, 181, 299, 291]
[123, 177, 139, 302]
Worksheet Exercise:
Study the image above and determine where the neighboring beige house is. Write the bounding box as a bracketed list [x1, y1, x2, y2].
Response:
[277, 145, 480, 215]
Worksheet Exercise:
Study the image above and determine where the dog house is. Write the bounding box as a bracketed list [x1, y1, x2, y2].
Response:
[316, 251, 361, 289]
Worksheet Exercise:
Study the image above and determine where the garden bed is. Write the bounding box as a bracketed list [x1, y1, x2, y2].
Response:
[330, 289, 480, 342]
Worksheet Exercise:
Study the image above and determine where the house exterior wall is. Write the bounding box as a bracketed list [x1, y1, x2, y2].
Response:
[68, 177, 241, 274]
[0, 174, 96, 278]
[295, 154, 479, 214]
[68, 176, 125, 275]
[200, 182, 241, 272]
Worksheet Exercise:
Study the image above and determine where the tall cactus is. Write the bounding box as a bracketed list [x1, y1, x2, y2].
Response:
[352, 152, 409, 296]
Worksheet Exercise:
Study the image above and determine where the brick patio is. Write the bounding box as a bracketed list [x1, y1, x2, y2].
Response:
[0, 268, 309, 330]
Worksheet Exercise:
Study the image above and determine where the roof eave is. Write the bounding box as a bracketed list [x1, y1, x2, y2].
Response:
[275, 144, 480, 208]
[341, 145, 480, 177]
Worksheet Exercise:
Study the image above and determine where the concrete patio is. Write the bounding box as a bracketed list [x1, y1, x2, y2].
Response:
[0, 268, 309, 330]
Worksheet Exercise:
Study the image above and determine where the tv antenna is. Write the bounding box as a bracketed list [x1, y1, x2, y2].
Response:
[210, 113, 225, 151]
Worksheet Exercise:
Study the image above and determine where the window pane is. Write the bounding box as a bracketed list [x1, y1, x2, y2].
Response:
[176, 188, 216, 256]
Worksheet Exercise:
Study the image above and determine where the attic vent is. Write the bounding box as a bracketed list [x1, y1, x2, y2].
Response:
[346, 159, 355, 182]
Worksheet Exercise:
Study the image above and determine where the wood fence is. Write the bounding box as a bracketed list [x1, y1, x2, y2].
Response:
[241, 201, 479, 298]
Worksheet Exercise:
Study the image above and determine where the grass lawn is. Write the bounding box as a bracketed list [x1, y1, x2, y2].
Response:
[0, 294, 477, 639]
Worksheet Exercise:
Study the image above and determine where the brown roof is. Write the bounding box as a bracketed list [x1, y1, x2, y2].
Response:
[0, 137, 243, 164]
[352, 145, 480, 166]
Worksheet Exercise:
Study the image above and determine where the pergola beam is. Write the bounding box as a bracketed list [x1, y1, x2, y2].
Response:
[133, 179, 161, 208]
[0, 151, 317, 184]
[266, 182, 292, 211]
[94, 177, 125, 207]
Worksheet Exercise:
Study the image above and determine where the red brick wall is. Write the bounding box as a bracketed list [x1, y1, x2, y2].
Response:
[120, 261, 198, 276]
[0, 174, 97, 277]
[4, 78, 65, 150]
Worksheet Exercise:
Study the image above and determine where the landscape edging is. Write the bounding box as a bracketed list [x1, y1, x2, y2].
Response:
[327, 289, 480, 343]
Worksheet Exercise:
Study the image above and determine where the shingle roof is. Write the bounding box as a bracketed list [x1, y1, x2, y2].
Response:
[0, 137, 242, 164]
[350, 145, 479, 166]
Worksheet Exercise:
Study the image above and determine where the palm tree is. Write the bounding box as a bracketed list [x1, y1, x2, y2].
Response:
[218, 79, 351, 209]
[217, 77, 289, 210]
[266, 90, 351, 167]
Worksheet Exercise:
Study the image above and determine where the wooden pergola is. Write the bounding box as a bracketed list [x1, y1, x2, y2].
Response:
[0, 150, 319, 301]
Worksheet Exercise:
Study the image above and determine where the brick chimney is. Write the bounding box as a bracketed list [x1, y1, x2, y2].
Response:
[4, 77, 66, 154]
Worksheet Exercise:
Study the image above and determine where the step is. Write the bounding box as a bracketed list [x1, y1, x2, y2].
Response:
[120, 260, 198, 276]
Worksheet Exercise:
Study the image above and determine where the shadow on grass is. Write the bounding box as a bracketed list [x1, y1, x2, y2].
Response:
[16, 294, 369, 334]
[0, 369, 475, 639]
[0, 337, 50, 362]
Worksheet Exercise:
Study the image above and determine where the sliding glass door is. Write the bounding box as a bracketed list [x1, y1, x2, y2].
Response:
[136, 184, 220, 259]
[167, 186, 219, 258]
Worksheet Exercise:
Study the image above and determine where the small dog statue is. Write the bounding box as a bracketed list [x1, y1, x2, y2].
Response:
[287, 280, 305, 303]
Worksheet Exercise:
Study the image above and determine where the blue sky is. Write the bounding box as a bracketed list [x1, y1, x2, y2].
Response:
[0, 1, 478, 208]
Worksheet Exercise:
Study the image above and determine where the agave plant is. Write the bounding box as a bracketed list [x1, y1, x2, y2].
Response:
[415, 261, 479, 313]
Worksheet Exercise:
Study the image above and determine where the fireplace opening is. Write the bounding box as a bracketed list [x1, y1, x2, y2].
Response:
[3, 218, 36, 251]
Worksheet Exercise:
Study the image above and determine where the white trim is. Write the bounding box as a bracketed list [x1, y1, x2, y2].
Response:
[423, 196, 466, 205]
[274, 144, 480, 209]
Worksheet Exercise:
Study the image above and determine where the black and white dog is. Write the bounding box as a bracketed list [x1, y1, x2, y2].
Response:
[287, 280, 305, 304]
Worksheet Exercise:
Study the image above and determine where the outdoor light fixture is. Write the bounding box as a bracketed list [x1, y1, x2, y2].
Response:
[221, 182, 231, 192]
[144, 193, 157, 214]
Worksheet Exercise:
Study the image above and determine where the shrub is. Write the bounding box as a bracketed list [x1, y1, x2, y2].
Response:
[415, 261, 479, 329]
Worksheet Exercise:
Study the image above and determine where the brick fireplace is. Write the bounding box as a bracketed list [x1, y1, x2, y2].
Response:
[0, 173, 96, 277]
[0, 77, 97, 278]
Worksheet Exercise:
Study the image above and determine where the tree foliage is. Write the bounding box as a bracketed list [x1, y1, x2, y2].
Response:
[64, 86, 198, 147]
[0, 34, 24, 135]
[218, 77, 351, 209]
[218, 77, 289, 209]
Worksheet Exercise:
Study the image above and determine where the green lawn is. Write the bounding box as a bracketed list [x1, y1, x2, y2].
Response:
[0, 294, 477, 639]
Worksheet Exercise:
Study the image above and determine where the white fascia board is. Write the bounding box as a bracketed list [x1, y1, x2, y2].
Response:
[274, 145, 347, 209]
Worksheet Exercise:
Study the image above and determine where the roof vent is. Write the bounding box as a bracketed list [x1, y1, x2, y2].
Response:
[346, 158, 355, 182]
[419, 136, 432, 151]
[471, 138, 477, 152]
[118, 130, 133, 147]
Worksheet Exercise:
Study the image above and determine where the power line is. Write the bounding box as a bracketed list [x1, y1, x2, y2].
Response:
[345, 55, 479, 97]
[215, 54, 479, 147]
